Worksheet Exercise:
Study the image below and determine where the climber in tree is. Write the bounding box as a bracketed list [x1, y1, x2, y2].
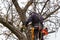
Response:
[23, 12, 44, 40]
[25, 12, 44, 28]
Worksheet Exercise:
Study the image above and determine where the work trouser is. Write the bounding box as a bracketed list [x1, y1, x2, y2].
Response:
[34, 27, 43, 40]
[34, 27, 39, 40]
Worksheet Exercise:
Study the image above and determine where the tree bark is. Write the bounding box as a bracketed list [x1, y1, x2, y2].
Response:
[12, 0, 33, 40]
[0, 0, 60, 40]
[12, 0, 33, 22]
[0, 17, 27, 40]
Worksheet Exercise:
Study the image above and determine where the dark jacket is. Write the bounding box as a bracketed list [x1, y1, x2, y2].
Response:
[25, 12, 44, 27]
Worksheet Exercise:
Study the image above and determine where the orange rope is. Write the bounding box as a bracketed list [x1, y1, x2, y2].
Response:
[30, 27, 34, 40]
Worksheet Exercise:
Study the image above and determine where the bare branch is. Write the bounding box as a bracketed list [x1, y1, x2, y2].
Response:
[42, 9, 49, 16]
[12, 0, 33, 14]
[40, 0, 49, 14]
[44, 6, 60, 20]
[12, 0, 33, 22]
[0, 17, 27, 40]
[23, 0, 33, 13]
[12, 0, 22, 14]
[44, 20, 56, 25]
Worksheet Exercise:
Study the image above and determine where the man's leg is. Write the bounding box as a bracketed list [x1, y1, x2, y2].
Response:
[34, 27, 39, 40]
[39, 31, 43, 40]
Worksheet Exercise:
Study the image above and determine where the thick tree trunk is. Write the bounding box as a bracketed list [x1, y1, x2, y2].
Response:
[0, 0, 59, 40]
[12, 0, 33, 40]
[0, 17, 27, 40]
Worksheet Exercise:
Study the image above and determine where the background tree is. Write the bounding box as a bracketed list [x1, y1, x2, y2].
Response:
[0, 0, 60, 40]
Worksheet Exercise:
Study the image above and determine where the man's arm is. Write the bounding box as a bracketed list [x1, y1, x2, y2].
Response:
[26, 17, 32, 27]
[23, 16, 32, 27]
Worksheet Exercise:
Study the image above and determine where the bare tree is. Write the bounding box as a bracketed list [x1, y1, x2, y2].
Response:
[0, 0, 60, 40]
